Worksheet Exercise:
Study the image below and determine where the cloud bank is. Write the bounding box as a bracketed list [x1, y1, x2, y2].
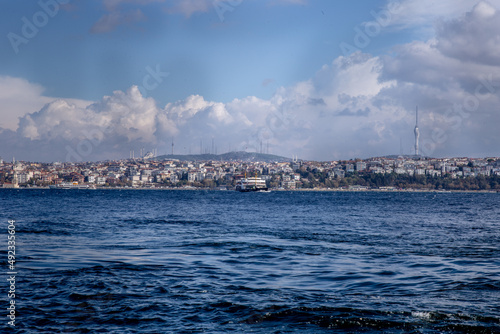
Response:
[1, 1, 499, 162]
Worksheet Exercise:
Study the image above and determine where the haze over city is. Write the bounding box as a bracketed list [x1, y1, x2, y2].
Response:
[1, 0, 499, 162]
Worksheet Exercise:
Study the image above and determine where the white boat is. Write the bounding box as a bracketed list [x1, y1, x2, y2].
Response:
[49, 182, 90, 189]
[235, 177, 269, 192]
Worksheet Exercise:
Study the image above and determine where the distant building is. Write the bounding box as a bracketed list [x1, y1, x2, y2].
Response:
[356, 161, 366, 171]
[17, 172, 33, 184]
[281, 180, 296, 190]
[370, 167, 385, 174]
[334, 168, 345, 178]
[415, 169, 425, 176]
[427, 170, 441, 177]
[394, 168, 406, 174]
[96, 176, 107, 185]
[188, 172, 197, 182]
[130, 175, 140, 186]
[170, 174, 179, 183]
[349, 185, 368, 191]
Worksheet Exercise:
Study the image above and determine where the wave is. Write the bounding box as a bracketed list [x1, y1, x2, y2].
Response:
[122, 218, 216, 226]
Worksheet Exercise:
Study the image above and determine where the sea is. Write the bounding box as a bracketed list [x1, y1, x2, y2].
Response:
[1, 189, 499, 333]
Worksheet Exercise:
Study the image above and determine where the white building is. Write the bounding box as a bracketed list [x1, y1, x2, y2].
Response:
[96, 176, 107, 185]
[415, 169, 425, 176]
[170, 174, 179, 183]
[188, 172, 197, 182]
[17, 172, 33, 184]
[281, 180, 296, 190]
[356, 161, 366, 171]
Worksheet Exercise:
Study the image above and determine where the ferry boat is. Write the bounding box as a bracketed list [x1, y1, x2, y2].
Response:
[49, 182, 90, 189]
[235, 177, 269, 192]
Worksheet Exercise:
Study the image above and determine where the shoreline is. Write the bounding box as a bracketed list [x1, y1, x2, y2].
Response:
[1, 186, 498, 194]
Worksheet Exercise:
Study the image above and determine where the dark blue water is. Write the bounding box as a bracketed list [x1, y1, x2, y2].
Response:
[1, 190, 499, 333]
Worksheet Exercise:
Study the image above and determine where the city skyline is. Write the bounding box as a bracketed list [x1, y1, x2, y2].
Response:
[1, 0, 499, 162]
[2, 153, 499, 192]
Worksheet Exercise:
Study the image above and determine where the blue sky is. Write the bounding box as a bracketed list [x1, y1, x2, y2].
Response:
[1, 0, 395, 104]
[1, 0, 500, 161]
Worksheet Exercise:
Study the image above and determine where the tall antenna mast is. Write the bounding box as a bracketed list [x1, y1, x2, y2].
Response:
[416, 106, 419, 126]
[414, 106, 420, 156]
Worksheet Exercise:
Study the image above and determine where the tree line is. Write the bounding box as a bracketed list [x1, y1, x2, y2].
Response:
[298, 170, 500, 191]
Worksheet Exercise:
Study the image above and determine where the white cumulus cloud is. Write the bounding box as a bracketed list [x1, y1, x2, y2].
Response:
[2, 1, 500, 161]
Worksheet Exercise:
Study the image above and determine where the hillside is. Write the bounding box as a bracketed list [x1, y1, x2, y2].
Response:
[156, 151, 292, 163]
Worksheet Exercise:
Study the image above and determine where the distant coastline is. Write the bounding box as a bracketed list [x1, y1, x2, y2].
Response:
[2, 186, 498, 194]
[1, 153, 499, 192]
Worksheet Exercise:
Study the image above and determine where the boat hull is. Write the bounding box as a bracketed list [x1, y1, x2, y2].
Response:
[49, 184, 90, 189]
[236, 187, 269, 192]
